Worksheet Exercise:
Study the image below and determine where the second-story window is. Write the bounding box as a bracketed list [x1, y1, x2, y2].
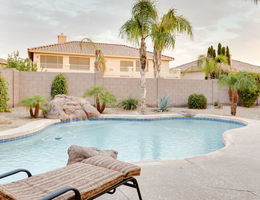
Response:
[120, 61, 133, 72]
[40, 55, 63, 69]
[69, 57, 90, 70]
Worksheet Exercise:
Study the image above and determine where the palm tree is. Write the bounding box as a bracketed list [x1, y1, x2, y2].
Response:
[80, 38, 106, 73]
[217, 73, 237, 115]
[151, 8, 193, 78]
[197, 55, 227, 80]
[19, 95, 49, 118]
[218, 72, 256, 116]
[119, 0, 157, 114]
[83, 86, 116, 113]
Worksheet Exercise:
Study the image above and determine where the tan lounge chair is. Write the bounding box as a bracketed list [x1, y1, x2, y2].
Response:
[0, 156, 142, 200]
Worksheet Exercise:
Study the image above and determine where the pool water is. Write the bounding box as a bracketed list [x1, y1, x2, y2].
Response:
[0, 119, 244, 183]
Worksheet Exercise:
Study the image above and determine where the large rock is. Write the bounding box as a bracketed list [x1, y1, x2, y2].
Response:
[45, 95, 100, 121]
[67, 145, 118, 165]
[82, 104, 100, 118]
[0, 116, 12, 124]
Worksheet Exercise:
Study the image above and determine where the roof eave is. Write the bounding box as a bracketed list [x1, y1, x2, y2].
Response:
[27, 50, 174, 61]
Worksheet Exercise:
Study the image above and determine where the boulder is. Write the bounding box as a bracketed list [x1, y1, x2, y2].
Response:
[67, 145, 118, 165]
[178, 110, 196, 117]
[82, 103, 100, 118]
[215, 104, 223, 109]
[45, 95, 99, 121]
[0, 116, 12, 124]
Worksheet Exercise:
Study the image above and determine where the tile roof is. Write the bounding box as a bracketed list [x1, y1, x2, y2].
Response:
[28, 41, 174, 60]
[175, 60, 260, 73]
[0, 58, 7, 64]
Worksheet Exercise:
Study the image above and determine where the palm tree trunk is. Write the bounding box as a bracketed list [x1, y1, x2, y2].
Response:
[100, 103, 106, 114]
[153, 45, 160, 78]
[34, 104, 40, 118]
[232, 91, 239, 116]
[94, 50, 100, 73]
[228, 88, 233, 115]
[140, 37, 147, 115]
[96, 96, 101, 113]
[29, 107, 34, 118]
[208, 72, 211, 80]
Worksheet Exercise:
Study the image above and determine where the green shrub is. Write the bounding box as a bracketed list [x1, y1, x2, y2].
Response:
[154, 95, 171, 112]
[239, 72, 260, 107]
[214, 100, 219, 106]
[188, 94, 207, 109]
[51, 73, 68, 99]
[118, 95, 139, 110]
[0, 75, 11, 112]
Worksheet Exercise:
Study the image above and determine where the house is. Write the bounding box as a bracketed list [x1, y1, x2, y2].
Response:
[27, 33, 180, 78]
[175, 59, 260, 80]
[0, 58, 7, 68]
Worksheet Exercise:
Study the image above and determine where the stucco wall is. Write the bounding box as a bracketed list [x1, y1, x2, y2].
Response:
[32, 53, 178, 78]
[1, 69, 259, 108]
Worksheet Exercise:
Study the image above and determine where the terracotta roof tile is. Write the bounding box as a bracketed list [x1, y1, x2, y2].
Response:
[28, 41, 174, 60]
[176, 60, 260, 73]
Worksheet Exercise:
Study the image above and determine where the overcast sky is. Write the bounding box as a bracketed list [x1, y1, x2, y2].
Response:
[0, 0, 259, 68]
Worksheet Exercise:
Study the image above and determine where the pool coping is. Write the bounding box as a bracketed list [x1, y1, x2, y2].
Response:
[0, 114, 253, 163]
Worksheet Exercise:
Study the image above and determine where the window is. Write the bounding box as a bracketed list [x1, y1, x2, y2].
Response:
[120, 61, 133, 72]
[136, 61, 149, 72]
[40, 55, 63, 69]
[69, 57, 90, 70]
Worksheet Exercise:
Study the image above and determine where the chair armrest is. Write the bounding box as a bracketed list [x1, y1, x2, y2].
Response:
[0, 169, 32, 179]
[40, 187, 81, 200]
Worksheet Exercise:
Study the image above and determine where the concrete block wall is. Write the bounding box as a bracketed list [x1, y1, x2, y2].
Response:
[1, 69, 259, 108]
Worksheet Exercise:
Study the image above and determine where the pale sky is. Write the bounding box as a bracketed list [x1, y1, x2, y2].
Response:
[0, 0, 259, 68]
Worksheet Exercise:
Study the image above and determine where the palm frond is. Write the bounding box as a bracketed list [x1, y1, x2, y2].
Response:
[80, 37, 97, 51]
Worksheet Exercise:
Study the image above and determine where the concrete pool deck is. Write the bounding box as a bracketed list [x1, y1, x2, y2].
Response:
[97, 116, 260, 200]
[0, 114, 259, 199]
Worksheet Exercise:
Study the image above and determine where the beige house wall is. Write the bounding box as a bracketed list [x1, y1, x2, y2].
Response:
[32, 52, 179, 78]
[2, 69, 258, 108]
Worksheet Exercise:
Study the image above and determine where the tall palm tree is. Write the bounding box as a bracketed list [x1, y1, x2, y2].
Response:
[197, 54, 227, 80]
[151, 8, 193, 78]
[119, 0, 157, 114]
[218, 72, 256, 116]
[80, 38, 106, 73]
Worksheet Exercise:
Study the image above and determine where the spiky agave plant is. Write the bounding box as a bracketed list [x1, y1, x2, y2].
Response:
[154, 95, 171, 112]
[19, 95, 49, 118]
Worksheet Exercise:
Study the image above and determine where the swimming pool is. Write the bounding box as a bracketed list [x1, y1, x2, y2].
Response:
[0, 118, 245, 183]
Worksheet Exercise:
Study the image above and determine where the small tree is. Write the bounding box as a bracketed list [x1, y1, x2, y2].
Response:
[218, 72, 256, 116]
[226, 46, 231, 65]
[5, 51, 37, 71]
[51, 73, 68, 99]
[221, 47, 226, 56]
[80, 38, 106, 73]
[217, 43, 222, 56]
[197, 54, 227, 80]
[83, 86, 117, 113]
[19, 95, 49, 118]
[0, 74, 11, 112]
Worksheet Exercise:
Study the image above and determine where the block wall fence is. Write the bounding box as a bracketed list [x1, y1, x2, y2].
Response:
[1, 69, 259, 108]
